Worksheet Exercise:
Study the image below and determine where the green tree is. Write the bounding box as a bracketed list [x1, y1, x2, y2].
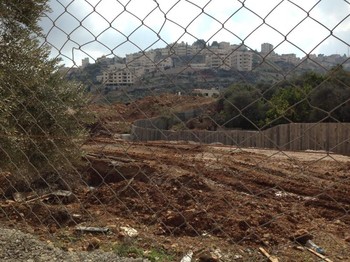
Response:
[0, 0, 92, 184]
[264, 72, 325, 125]
[265, 84, 312, 125]
[219, 83, 267, 129]
[309, 66, 350, 122]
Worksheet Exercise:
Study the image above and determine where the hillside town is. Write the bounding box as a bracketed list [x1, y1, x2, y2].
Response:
[79, 41, 350, 88]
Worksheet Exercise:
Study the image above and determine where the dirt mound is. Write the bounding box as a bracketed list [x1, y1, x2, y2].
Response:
[88, 94, 215, 135]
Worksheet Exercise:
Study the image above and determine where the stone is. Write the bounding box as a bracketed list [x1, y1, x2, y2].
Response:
[120, 226, 139, 237]
[86, 237, 101, 251]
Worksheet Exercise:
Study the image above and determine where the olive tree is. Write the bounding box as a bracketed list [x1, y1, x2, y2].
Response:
[0, 0, 92, 187]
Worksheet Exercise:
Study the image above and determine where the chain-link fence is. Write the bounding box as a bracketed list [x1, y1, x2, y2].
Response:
[1, 0, 350, 261]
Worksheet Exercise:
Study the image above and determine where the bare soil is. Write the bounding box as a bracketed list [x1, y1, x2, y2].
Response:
[1, 138, 349, 261]
[0, 95, 349, 261]
[89, 94, 215, 134]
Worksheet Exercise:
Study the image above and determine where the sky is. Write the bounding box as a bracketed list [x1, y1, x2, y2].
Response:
[40, 0, 350, 67]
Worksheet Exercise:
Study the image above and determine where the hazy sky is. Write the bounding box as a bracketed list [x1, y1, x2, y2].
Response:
[40, 0, 350, 67]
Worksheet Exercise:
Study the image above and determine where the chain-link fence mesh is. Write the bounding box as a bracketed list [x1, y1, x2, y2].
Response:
[1, 0, 350, 261]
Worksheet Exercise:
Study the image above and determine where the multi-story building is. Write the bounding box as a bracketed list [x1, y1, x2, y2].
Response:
[261, 43, 274, 54]
[81, 57, 90, 68]
[218, 41, 231, 50]
[95, 41, 285, 86]
[99, 64, 135, 87]
[157, 56, 173, 69]
[205, 44, 253, 71]
[206, 48, 232, 70]
[163, 42, 193, 57]
[126, 51, 157, 75]
[231, 50, 253, 71]
[126, 50, 173, 77]
[278, 54, 300, 65]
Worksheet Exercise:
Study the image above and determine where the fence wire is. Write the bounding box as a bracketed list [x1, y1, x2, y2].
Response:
[1, 0, 350, 261]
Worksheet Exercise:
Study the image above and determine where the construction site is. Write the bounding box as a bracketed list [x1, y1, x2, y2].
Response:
[0, 94, 349, 261]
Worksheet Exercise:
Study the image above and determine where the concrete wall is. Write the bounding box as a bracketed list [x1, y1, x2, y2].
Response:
[131, 119, 350, 155]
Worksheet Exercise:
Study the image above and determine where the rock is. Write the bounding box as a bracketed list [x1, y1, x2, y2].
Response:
[86, 237, 101, 251]
[211, 248, 223, 259]
[180, 250, 193, 262]
[233, 254, 243, 260]
[120, 226, 139, 238]
[198, 249, 221, 262]
[49, 225, 57, 234]
[163, 211, 186, 227]
[198, 254, 219, 262]
[263, 233, 270, 239]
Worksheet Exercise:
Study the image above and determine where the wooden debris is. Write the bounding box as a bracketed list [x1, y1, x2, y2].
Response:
[259, 247, 279, 262]
[21, 193, 52, 203]
[49, 190, 74, 204]
[13, 192, 49, 203]
[13, 190, 74, 204]
[294, 246, 305, 252]
[306, 247, 333, 262]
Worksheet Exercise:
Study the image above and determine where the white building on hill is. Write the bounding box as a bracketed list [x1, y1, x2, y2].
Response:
[99, 64, 135, 86]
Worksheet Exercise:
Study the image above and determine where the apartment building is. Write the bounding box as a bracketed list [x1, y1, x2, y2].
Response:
[279, 54, 300, 65]
[126, 50, 173, 76]
[81, 57, 90, 68]
[261, 43, 274, 54]
[126, 51, 157, 76]
[94, 42, 263, 85]
[231, 50, 253, 71]
[100, 64, 135, 86]
[206, 49, 232, 70]
[168, 41, 193, 56]
[205, 44, 253, 71]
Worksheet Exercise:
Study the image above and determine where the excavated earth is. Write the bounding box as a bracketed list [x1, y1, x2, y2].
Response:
[0, 95, 349, 261]
[1, 138, 349, 261]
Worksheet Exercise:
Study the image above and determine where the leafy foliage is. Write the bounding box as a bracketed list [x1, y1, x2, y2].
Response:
[217, 83, 267, 129]
[217, 67, 350, 129]
[0, 0, 92, 179]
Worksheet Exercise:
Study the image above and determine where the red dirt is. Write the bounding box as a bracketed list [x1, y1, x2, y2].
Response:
[89, 94, 215, 134]
[1, 139, 350, 261]
[0, 95, 349, 261]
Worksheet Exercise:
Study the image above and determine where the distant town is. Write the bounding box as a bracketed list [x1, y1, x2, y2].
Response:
[76, 41, 350, 89]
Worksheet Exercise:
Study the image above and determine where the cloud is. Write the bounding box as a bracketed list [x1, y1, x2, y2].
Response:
[41, 0, 350, 66]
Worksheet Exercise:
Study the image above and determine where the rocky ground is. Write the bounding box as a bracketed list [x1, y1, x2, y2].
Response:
[0, 227, 149, 261]
[1, 138, 349, 261]
[0, 95, 349, 261]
